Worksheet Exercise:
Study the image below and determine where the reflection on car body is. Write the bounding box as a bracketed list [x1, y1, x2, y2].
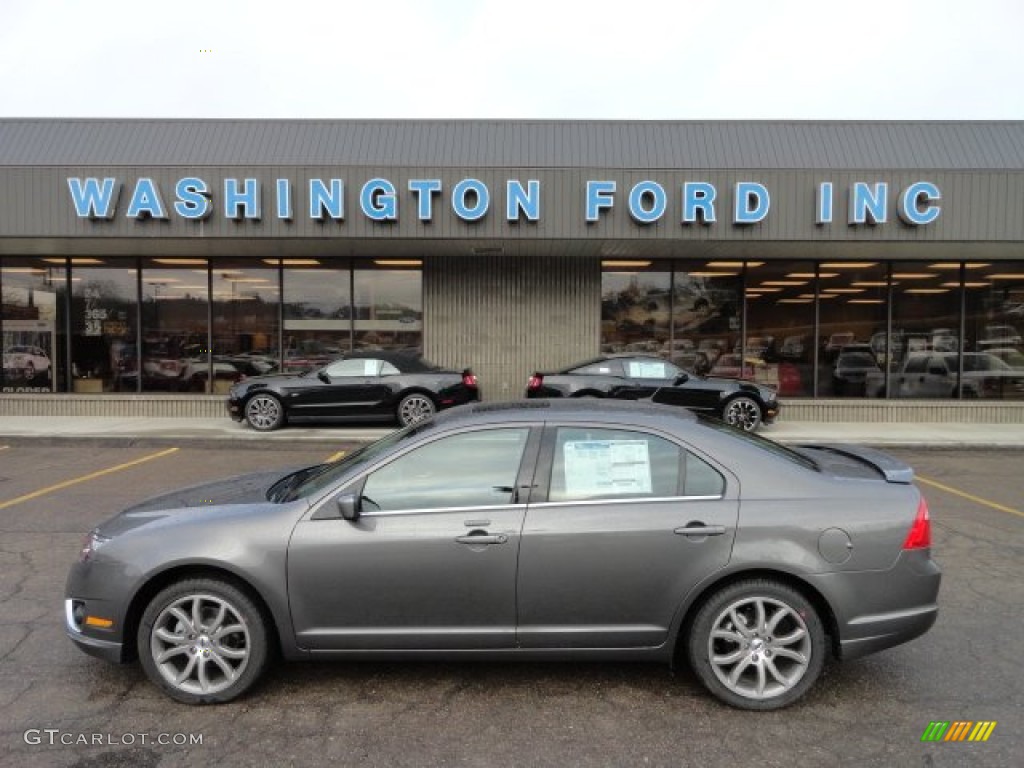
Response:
[66, 400, 940, 711]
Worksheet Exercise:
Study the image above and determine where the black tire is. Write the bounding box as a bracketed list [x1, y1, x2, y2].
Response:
[137, 578, 270, 705]
[24, 362, 35, 381]
[244, 393, 285, 431]
[721, 396, 762, 431]
[688, 579, 826, 711]
[397, 392, 436, 426]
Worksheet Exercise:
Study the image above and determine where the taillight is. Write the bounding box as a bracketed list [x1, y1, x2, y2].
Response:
[462, 370, 477, 387]
[903, 497, 931, 550]
[527, 373, 543, 390]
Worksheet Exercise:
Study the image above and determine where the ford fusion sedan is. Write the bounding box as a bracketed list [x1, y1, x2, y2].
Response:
[526, 354, 778, 431]
[227, 351, 479, 430]
[65, 400, 939, 710]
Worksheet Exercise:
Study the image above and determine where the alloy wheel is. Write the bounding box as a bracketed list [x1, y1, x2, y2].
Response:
[149, 593, 251, 697]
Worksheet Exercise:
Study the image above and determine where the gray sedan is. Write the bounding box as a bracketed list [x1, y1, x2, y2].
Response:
[65, 400, 940, 710]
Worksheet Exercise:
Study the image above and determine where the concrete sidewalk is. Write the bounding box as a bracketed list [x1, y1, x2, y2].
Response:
[0, 415, 1021, 449]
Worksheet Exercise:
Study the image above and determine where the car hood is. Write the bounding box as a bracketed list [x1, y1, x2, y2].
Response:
[123, 467, 310, 513]
[93, 468, 310, 538]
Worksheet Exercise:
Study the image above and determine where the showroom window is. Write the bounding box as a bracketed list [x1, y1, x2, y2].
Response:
[671, 262, 741, 376]
[742, 260, 814, 397]
[964, 260, 1024, 400]
[816, 261, 888, 397]
[353, 259, 423, 353]
[282, 261, 352, 371]
[139, 260, 210, 393]
[601, 262, 671, 355]
[69, 259, 137, 393]
[1, 257, 67, 393]
[209, 260, 280, 392]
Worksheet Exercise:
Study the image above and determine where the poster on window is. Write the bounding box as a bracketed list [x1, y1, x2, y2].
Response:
[2, 287, 56, 393]
[563, 440, 652, 497]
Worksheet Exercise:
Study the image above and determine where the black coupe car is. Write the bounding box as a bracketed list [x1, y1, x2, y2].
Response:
[228, 351, 479, 430]
[526, 354, 779, 431]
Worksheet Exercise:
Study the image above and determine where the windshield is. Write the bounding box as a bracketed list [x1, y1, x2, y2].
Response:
[267, 422, 433, 502]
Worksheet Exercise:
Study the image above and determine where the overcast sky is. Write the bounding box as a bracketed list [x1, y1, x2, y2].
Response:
[1, 0, 1022, 120]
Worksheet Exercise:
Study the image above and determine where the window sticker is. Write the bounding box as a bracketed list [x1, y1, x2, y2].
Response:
[563, 440, 652, 497]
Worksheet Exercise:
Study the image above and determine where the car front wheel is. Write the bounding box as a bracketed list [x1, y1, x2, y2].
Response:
[722, 396, 762, 431]
[245, 394, 285, 431]
[397, 392, 436, 426]
[688, 579, 826, 711]
[137, 578, 270, 704]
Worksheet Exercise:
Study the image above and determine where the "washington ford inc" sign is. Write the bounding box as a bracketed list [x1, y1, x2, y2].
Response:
[67, 177, 942, 228]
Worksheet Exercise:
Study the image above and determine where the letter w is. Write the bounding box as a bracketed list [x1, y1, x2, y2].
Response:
[68, 178, 120, 219]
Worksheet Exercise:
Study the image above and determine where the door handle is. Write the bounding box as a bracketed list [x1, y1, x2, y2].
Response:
[455, 533, 508, 545]
[674, 524, 726, 537]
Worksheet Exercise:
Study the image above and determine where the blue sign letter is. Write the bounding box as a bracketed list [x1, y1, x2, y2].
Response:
[174, 177, 212, 220]
[507, 180, 540, 221]
[126, 178, 168, 220]
[849, 182, 888, 225]
[682, 182, 716, 224]
[898, 182, 941, 225]
[361, 178, 398, 221]
[453, 179, 489, 221]
[276, 179, 292, 220]
[309, 179, 344, 220]
[224, 178, 262, 220]
[628, 181, 667, 224]
[409, 179, 442, 221]
[68, 177, 121, 219]
[586, 181, 616, 222]
[734, 182, 770, 224]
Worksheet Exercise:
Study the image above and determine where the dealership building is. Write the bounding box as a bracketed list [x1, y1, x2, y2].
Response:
[1, 119, 1022, 422]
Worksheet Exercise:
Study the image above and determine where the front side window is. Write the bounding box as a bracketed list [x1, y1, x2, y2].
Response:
[359, 428, 531, 512]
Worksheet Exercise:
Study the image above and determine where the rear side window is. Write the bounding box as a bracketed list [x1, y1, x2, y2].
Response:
[624, 360, 676, 379]
[571, 360, 623, 376]
[547, 427, 724, 502]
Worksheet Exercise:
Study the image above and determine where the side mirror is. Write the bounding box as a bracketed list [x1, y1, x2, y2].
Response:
[673, 373, 689, 385]
[335, 493, 361, 521]
[317, 370, 331, 384]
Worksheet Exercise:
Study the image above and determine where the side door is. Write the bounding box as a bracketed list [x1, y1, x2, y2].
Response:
[613, 358, 681, 399]
[288, 425, 540, 651]
[517, 424, 739, 649]
[287, 357, 387, 418]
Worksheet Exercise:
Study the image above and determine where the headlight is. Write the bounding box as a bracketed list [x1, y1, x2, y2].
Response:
[79, 530, 111, 563]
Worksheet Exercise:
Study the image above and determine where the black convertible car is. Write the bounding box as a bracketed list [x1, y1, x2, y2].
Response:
[228, 351, 479, 430]
[526, 354, 779, 431]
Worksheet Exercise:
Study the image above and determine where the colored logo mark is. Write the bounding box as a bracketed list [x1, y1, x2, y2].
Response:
[921, 721, 997, 742]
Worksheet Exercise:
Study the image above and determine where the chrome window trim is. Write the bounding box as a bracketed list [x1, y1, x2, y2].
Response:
[531, 495, 724, 509]
[359, 502, 528, 518]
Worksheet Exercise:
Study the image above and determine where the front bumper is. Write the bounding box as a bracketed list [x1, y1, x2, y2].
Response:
[64, 599, 126, 664]
[227, 396, 244, 422]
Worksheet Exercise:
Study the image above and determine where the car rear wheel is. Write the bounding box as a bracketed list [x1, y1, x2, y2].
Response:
[245, 394, 285, 431]
[137, 578, 269, 704]
[688, 579, 825, 711]
[722, 396, 762, 431]
[397, 393, 436, 426]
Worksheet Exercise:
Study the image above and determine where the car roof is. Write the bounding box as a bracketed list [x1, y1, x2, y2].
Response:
[341, 350, 439, 372]
[429, 397, 699, 430]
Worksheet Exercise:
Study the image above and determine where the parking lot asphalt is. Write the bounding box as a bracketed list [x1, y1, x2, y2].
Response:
[0, 443, 1021, 767]
[0, 414, 1022, 449]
